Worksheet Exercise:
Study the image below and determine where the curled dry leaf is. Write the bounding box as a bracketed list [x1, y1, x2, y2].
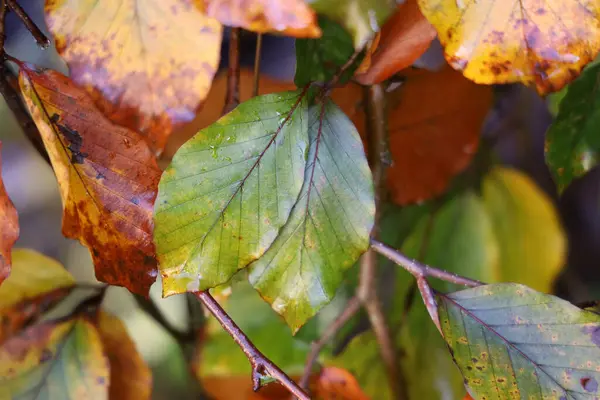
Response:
[418, 0, 600, 94]
[18, 64, 160, 297]
[45, 0, 223, 154]
[195, 0, 321, 37]
[354, 0, 436, 85]
[0, 144, 19, 286]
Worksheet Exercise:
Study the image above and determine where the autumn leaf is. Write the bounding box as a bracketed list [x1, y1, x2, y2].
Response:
[0, 143, 19, 286]
[354, 0, 436, 85]
[45, 0, 223, 153]
[18, 64, 160, 297]
[418, 0, 600, 94]
[195, 0, 321, 37]
[97, 312, 151, 400]
[314, 367, 370, 400]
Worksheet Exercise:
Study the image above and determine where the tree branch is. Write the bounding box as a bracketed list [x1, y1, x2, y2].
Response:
[252, 33, 262, 97]
[5, 0, 49, 49]
[370, 239, 484, 287]
[194, 291, 310, 400]
[223, 27, 240, 114]
[0, 0, 7, 55]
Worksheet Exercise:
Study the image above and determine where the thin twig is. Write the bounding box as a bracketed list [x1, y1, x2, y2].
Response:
[327, 48, 362, 90]
[195, 291, 310, 400]
[370, 239, 484, 287]
[223, 27, 240, 114]
[252, 33, 262, 97]
[0, 0, 7, 56]
[5, 0, 49, 49]
[298, 296, 361, 390]
[134, 294, 196, 343]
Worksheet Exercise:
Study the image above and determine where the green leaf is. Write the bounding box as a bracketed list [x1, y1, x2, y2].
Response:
[546, 62, 600, 192]
[294, 17, 356, 87]
[307, 0, 396, 48]
[249, 99, 375, 332]
[0, 318, 109, 398]
[154, 91, 309, 295]
[438, 283, 600, 399]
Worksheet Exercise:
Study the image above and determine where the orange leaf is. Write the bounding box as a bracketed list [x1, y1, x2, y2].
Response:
[18, 64, 160, 296]
[314, 367, 370, 400]
[45, 0, 223, 154]
[463, 394, 474, 400]
[0, 143, 18, 285]
[97, 312, 151, 400]
[355, 0, 436, 85]
[195, 0, 321, 37]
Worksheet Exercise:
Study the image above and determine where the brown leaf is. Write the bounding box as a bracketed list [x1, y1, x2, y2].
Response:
[18, 64, 160, 296]
[0, 143, 18, 285]
[354, 0, 436, 85]
[195, 0, 321, 37]
[45, 0, 223, 154]
[97, 312, 151, 400]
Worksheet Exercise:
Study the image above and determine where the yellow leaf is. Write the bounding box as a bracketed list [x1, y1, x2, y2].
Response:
[97, 312, 151, 400]
[482, 167, 566, 291]
[45, 0, 223, 153]
[195, 0, 321, 37]
[418, 0, 600, 94]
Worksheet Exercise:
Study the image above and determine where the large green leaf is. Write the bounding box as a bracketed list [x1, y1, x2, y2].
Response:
[546, 62, 600, 192]
[294, 17, 356, 87]
[307, 0, 396, 48]
[154, 91, 309, 295]
[249, 99, 375, 332]
[439, 283, 600, 399]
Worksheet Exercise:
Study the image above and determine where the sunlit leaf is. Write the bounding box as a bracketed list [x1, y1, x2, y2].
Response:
[195, 0, 321, 37]
[294, 17, 356, 87]
[307, 0, 396, 48]
[546, 62, 600, 192]
[0, 144, 18, 287]
[0, 318, 110, 398]
[248, 99, 374, 332]
[45, 0, 223, 153]
[418, 0, 600, 94]
[154, 91, 309, 295]
[18, 64, 160, 297]
[354, 0, 436, 85]
[482, 167, 566, 291]
[438, 283, 600, 399]
[97, 312, 151, 400]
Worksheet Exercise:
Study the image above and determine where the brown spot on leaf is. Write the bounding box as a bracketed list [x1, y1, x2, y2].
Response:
[581, 377, 599, 392]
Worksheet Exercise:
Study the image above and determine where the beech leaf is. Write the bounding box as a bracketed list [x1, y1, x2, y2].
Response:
[248, 99, 375, 332]
[45, 0, 223, 153]
[439, 283, 600, 399]
[0, 144, 19, 286]
[18, 64, 161, 297]
[418, 0, 600, 94]
[154, 91, 309, 295]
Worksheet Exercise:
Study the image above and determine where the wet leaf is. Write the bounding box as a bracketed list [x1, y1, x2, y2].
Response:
[18, 64, 161, 297]
[195, 0, 320, 37]
[482, 167, 566, 291]
[97, 312, 151, 400]
[248, 99, 374, 332]
[418, 0, 600, 94]
[0, 144, 18, 287]
[154, 91, 309, 295]
[438, 283, 600, 399]
[384, 66, 492, 205]
[307, 0, 396, 48]
[45, 0, 223, 153]
[546, 62, 600, 192]
[354, 0, 436, 85]
[294, 17, 356, 87]
[0, 318, 110, 398]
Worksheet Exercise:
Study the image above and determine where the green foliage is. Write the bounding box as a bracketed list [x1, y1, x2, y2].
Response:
[439, 283, 600, 399]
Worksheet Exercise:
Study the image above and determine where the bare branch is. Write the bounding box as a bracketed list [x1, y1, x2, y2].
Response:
[223, 28, 240, 114]
[5, 0, 49, 49]
[253, 33, 262, 97]
[194, 291, 310, 400]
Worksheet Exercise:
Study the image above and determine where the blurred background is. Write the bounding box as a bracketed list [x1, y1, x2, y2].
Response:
[1, 1, 599, 398]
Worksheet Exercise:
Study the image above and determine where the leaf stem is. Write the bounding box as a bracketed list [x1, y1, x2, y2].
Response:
[370, 239, 484, 287]
[223, 27, 240, 114]
[5, 0, 49, 49]
[252, 33, 262, 97]
[194, 291, 310, 400]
